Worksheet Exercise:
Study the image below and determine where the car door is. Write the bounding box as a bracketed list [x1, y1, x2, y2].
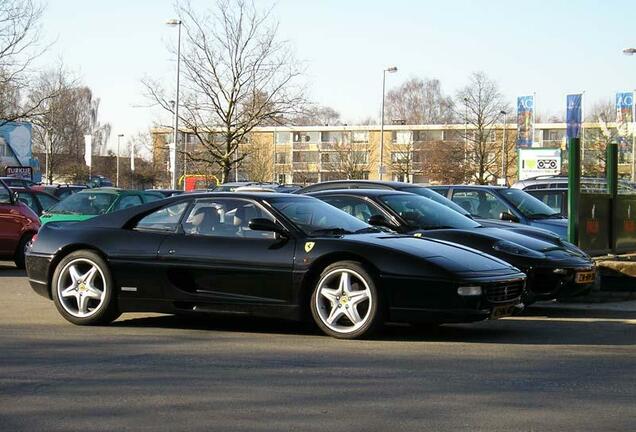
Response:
[158, 197, 297, 305]
[0, 185, 22, 256]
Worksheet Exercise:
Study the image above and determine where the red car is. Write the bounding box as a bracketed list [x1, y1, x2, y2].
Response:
[0, 180, 40, 268]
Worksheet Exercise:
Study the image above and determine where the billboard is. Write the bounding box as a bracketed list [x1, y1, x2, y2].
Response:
[516, 96, 534, 148]
[566, 94, 583, 140]
[0, 121, 32, 167]
[518, 148, 561, 180]
[616, 91, 634, 124]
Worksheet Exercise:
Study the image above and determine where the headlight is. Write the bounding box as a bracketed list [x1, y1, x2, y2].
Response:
[492, 240, 546, 258]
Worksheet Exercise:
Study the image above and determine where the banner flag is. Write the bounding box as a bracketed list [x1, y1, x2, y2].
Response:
[83, 135, 92, 168]
[130, 143, 135, 172]
[566, 94, 583, 140]
[616, 92, 634, 124]
[516, 96, 534, 148]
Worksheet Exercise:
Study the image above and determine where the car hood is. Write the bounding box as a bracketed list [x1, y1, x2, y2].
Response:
[346, 233, 518, 273]
[40, 213, 96, 225]
[528, 218, 568, 238]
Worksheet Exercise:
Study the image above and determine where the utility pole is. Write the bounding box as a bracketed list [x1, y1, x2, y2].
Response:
[379, 66, 397, 180]
[117, 134, 124, 187]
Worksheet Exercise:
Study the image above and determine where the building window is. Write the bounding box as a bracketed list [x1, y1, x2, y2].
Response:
[292, 151, 319, 163]
[392, 131, 412, 144]
[413, 130, 444, 142]
[276, 132, 291, 144]
[275, 152, 289, 164]
[351, 131, 369, 143]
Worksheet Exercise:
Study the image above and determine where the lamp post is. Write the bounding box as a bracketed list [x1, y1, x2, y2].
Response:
[500, 110, 507, 185]
[166, 18, 182, 190]
[116, 134, 124, 187]
[463, 97, 469, 163]
[379, 66, 398, 180]
[624, 50, 636, 180]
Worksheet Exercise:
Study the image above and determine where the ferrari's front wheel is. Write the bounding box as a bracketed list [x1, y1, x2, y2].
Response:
[51, 250, 119, 325]
[311, 261, 382, 339]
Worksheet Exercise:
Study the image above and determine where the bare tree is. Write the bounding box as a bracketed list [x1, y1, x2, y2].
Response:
[420, 139, 468, 184]
[239, 138, 273, 182]
[321, 137, 373, 180]
[29, 66, 105, 183]
[0, 0, 54, 126]
[292, 105, 341, 126]
[389, 140, 422, 182]
[581, 99, 629, 175]
[455, 72, 510, 184]
[142, 0, 306, 182]
[385, 77, 455, 125]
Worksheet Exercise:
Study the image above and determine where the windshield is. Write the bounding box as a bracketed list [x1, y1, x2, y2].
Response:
[379, 194, 481, 230]
[500, 188, 561, 219]
[49, 192, 117, 215]
[400, 186, 471, 216]
[270, 196, 374, 235]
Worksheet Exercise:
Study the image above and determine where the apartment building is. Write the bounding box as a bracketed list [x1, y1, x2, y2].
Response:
[151, 122, 631, 185]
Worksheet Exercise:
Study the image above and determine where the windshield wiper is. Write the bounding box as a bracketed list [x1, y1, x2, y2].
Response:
[309, 227, 354, 236]
[353, 226, 382, 234]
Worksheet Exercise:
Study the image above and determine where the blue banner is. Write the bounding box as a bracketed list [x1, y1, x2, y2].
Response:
[616, 92, 634, 124]
[516, 96, 534, 148]
[566, 94, 582, 140]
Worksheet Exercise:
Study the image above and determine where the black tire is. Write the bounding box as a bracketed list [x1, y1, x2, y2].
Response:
[13, 233, 33, 269]
[51, 250, 120, 325]
[310, 261, 383, 339]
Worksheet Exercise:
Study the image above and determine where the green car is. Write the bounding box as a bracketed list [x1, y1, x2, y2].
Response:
[40, 188, 165, 225]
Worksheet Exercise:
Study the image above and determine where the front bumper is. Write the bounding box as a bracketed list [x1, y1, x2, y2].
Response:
[525, 265, 596, 301]
[25, 251, 54, 299]
[384, 273, 526, 324]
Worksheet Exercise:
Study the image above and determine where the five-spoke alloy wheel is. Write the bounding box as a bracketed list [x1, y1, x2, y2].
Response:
[52, 250, 119, 325]
[311, 261, 381, 339]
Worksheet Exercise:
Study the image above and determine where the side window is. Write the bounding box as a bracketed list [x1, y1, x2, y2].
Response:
[182, 198, 275, 239]
[450, 190, 480, 215]
[135, 202, 189, 232]
[17, 192, 36, 212]
[479, 192, 510, 219]
[116, 195, 143, 210]
[321, 196, 382, 223]
[37, 193, 58, 211]
[0, 184, 11, 204]
[143, 193, 163, 203]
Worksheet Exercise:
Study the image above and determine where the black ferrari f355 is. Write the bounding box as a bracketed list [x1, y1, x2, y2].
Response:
[26, 193, 525, 339]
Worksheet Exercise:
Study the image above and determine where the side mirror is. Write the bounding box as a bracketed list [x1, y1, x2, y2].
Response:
[500, 211, 520, 223]
[248, 218, 287, 236]
[368, 214, 395, 228]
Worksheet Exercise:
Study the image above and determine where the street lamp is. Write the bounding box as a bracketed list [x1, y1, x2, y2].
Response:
[500, 110, 507, 185]
[463, 97, 469, 162]
[116, 134, 124, 187]
[379, 66, 398, 180]
[166, 18, 182, 190]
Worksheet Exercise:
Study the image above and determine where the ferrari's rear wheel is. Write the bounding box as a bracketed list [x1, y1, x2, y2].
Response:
[311, 261, 382, 339]
[52, 251, 119, 325]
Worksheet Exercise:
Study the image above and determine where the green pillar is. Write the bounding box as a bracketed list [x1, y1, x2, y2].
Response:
[567, 138, 581, 244]
[606, 142, 618, 251]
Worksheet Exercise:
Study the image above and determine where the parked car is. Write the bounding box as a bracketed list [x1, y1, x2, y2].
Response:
[11, 187, 60, 216]
[0, 180, 40, 268]
[429, 185, 568, 239]
[87, 175, 113, 188]
[309, 189, 594, 302]
[31, 184, 87, 200]
[0, 176, 37, 189]
[212, 181, 280, 192]
[40, 188, 164, 226]
[511, 175, 636, 217]
[26, 192, 526, 339]
[296, 180, 566, 242]
[145, 189, 185, 198]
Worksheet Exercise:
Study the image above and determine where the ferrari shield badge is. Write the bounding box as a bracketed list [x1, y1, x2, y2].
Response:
[304, 242, 315, 253]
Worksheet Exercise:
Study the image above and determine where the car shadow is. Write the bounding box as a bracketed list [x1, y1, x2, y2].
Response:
[111, 311, 636, 346]
[0, 262, 26, 277]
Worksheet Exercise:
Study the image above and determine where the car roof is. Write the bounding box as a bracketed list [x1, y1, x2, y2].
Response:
[307, 189, 411, 197]
[431, 185, 509, 190]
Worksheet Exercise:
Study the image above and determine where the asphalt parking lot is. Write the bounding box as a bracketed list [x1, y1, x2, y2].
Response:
[1, 262, 635, 432]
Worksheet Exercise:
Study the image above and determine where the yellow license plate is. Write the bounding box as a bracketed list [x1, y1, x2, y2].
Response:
[490, 304, 516, 320]
[575, 271, 595, 284]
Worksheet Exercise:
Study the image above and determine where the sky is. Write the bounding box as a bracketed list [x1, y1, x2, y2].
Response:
[36, 0, 636, 155]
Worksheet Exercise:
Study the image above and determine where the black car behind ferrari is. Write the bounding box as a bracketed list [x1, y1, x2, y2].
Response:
[26, 192, 525, 339]
[308, 189, 595, 303]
